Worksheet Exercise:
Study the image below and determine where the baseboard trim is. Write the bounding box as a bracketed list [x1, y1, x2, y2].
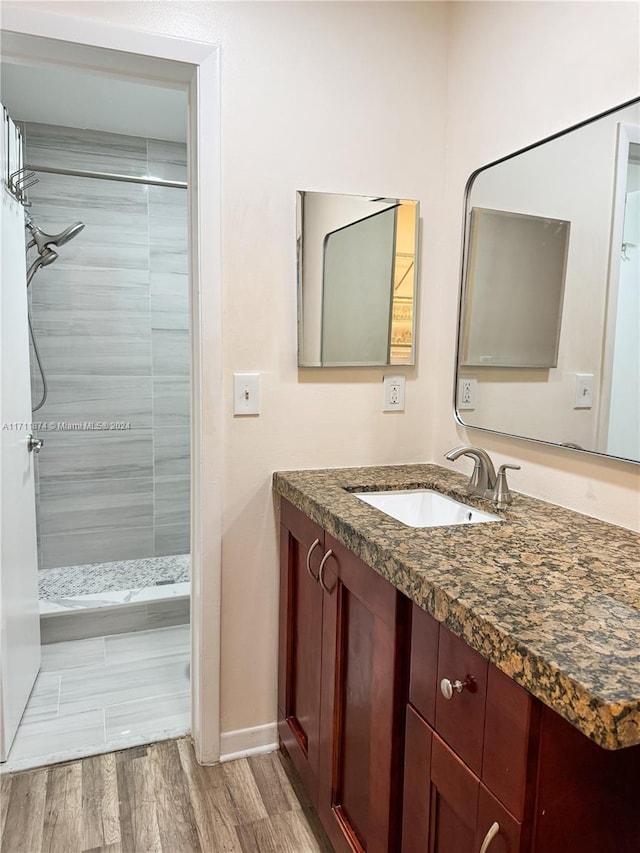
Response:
[219, 722, 279, 763]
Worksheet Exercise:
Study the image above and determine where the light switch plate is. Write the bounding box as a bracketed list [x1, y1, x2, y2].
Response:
[574, 373, 594, 409]
[233, 373, 260, 415]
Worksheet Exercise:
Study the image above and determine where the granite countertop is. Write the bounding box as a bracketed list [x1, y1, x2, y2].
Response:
[273, 464, 640, 750]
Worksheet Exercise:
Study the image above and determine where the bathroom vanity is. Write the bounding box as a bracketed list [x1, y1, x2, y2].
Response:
[274, 464, 640, 852]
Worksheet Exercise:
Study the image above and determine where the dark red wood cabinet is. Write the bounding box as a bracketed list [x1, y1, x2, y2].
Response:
[279, 500, 408, 852]
[279, 500, 640, 853]
[405, 602, 640, 853]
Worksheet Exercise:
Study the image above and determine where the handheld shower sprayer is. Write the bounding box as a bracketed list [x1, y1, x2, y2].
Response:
[26, 247, 59, 287]
[24, 216, 85, 412]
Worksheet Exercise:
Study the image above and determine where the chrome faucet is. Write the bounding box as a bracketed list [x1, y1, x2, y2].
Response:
[445, 446, 520, 509]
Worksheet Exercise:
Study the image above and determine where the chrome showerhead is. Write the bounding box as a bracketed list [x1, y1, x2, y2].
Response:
[26, 220, 85, 253]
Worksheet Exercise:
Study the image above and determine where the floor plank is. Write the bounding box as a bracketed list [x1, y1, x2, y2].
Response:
[221, 758, 269, 825]
[2, 768, 48, 852]
[148, 740, 201, 852]
[0, 774, 12, 837]
[81, 753, 121, 850]
[1, 739, 329, 853]
[42, 762, 83, 853]
[176, 739, 243, 851]
[247, 752, 300, 816]
[115, 749, 162, 852]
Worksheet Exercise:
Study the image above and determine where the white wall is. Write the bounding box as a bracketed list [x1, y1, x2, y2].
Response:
[435, 0, 640, 532]
[3, 0, 639, 747]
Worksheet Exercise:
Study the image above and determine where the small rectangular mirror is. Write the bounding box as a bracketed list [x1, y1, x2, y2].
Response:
[297, 191, 419, 367]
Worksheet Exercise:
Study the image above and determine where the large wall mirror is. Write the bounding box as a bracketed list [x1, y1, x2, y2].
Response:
[297, 191, 419, 367]
[455, 97, 640, 464]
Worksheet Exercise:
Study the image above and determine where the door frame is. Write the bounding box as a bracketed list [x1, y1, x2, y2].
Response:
[0, 5, 223, 764]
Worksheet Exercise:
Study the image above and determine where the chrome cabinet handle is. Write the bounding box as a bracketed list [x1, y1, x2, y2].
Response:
[440, 677, 471, 700]
[305, 538, 321, 582]
[26, 433, 44, 453]
[479, 821, 500, 853]
[318, 549, 335, 594]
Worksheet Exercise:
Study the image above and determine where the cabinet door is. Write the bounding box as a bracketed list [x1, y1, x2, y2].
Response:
[402, 705, 433, 852]
[278, 500, 325, 806]
[318, 534, 407, 853]
[429, 731, 480, 852]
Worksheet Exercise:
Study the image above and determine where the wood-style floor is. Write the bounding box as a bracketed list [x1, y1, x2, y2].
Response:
[0, 738, 332, 852]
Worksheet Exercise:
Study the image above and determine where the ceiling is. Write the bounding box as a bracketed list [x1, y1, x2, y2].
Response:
[1, 61, 187, 143]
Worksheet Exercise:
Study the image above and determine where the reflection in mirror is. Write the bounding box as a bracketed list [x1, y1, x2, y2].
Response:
[456, 98, 640, 463]
[297, 191, 419, 367]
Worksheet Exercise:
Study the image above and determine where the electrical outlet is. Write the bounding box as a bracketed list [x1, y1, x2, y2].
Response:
[383, 375, 405, 412]
[457, 377, 477, 410]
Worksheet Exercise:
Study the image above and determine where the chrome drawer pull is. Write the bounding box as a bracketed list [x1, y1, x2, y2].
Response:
[479, 821, 499, 853]
[440, 677, 471, 700]
[318, 549, 335, 594]
[306, 538, 320, 582]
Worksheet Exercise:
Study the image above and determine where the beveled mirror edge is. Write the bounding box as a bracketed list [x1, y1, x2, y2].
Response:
[296, 190, 420, 368]
[452, 95, 640, 465]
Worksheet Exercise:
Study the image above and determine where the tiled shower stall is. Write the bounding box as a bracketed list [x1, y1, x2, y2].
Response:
[22, 122, 190, 638]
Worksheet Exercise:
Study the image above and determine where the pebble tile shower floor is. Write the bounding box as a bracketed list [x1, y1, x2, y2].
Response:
[38, 553, 190, 599]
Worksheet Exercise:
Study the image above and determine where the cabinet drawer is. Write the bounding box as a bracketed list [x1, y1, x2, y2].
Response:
[435, 625, 488, 776]
[409, 604, 440, 726]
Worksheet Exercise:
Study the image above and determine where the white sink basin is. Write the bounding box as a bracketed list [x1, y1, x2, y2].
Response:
[353, 489, 502, 528]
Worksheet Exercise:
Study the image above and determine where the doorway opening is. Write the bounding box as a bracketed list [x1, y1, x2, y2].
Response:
[0, 15, 221, 769]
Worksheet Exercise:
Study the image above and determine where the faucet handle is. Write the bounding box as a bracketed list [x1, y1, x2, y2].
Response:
[493, 463, 521, 509]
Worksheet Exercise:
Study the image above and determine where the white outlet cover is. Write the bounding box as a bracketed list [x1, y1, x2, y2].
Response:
[457, 377, 477, 410]
[383, 375, 405, 412]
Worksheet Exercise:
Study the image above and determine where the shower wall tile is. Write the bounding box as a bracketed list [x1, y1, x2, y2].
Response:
[36, 428, 153, 482]
[24, 122, 148, 177]
[28, 172, 149, 218]
[31, 267, 152, 377]
[36, 375, 153, 429]
[38, 477, 153, 537]
[153, 427, 190, 478]
[41, 526, 155, 571]
[152, 329, 190, 376]
[32, 267, 150, 304]
[28, 200, 149, 234]
[154, 476, 190, 526]
[31, 326, 151, 377]
[148, 138, 188, 182]
[151, 272, 189, 330]
[155, 523, 190, 558]
[153, 376, 190, 427]
[149, 245, 189, 275]
[148, 184, 188, 219]
[149, 216, 188, 249]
